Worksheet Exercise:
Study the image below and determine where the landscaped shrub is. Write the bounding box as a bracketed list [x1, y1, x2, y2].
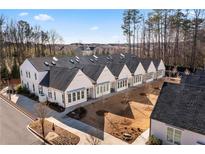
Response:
[146, 135, 162, 145]
[16, 85, 30, 95]
[67, 107, 87, 120]
[47, 101, 65, 112]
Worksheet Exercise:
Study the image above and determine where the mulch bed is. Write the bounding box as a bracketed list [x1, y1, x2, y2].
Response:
[47, 102, 65, 112]
[29, 119, 80, 145]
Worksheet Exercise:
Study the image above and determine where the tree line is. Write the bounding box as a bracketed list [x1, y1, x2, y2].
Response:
[122, 9, 205, 69]
[0, 15, 74, 80]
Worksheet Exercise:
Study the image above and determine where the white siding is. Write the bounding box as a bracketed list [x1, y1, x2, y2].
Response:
[64, 70, 93, 107]
[95, 66, 115, 98]
[97, 66, 115, 84]
[144, 61, 157, 83]
[157, 60, 166, 79]
[20, 59, 47, 96]
[47, 88, 65, 107]
[151, 119, 205, 145]
[133, 62, 146, 86]
[116, 65, 132, 91]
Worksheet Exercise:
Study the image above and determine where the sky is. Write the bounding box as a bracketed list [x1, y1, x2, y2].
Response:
[0, 9, 150, 44]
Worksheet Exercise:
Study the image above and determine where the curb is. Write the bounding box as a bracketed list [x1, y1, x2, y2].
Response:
[27, 125, 52, 145]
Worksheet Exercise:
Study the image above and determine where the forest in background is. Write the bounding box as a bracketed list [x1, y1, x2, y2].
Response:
[121, 9, 205, 68]
[0, 9, 205, 82]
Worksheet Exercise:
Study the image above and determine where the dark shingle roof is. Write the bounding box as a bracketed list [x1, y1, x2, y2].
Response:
[151, 81, 205, 135]
[152, 59, 161, 70]
[139, 59, 151, 71]
[40, 67, 79, 91]
[107, 63, 125, 77]
[81, 64, 105, 82]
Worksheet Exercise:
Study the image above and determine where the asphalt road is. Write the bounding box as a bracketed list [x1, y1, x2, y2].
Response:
[0, 98, 43, 145]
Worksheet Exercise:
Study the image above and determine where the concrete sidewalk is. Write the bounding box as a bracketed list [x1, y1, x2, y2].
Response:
[8, 93, 58, 118]
[47, 117, 128, 145]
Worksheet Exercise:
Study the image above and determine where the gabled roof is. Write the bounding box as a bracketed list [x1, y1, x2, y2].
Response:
[39, 67, 79, 91]
[139, 59, 152, 71]
[151, 80, 205, 135]
[81, 64, 105, 82]
[107, 63, 125, 77]
[152, 59, 161, 70]
[28, 57, 54, 72]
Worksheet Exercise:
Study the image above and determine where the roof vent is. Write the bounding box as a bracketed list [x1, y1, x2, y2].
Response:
[53, 57, 58, 61]
[69, 59, 74, 64]
[108, 55, 113, 60]
[75, 58, 79, 63]
[51, 61, 56, 65]
[120, 53, 125, 58]
[93, 55, 98, 59]
[89, 58, 94, 63]
[44, 61, 49, 66]
[75, 56, 80, 60]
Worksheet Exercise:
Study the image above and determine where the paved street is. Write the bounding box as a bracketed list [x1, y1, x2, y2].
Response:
[0, 98, 42, 145]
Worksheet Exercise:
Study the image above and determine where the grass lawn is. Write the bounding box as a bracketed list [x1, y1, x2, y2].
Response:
[67, 79, 164, 144]
[29, 119, 80, 145]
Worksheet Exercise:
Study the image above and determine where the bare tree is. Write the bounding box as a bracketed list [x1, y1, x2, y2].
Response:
[35, 102, 50, 138]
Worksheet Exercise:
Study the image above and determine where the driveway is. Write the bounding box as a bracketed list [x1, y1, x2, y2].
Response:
[0, 98, 43, 145]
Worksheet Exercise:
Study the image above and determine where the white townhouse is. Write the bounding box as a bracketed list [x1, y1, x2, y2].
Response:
[107, 63, 132, 92]
[126, 59, 146, 86]
[39, 67, 93, 108]
[150, 79, 205, 145]
[20, 53, 165, 108]
[20, 58, 50, 96]
[153, 59, 166, 79]
[140, 59, 157, 83]
[81, 64, 115, 98]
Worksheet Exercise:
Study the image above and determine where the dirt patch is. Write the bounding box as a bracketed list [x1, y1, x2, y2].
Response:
[29, 120, 80, 145]
[67, 79, 164, 144]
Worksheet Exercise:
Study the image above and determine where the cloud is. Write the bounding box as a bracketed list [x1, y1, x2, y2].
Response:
[34, 14, 54, 21]
[19, 12, 29, 17]
[90, 26, 99, 31]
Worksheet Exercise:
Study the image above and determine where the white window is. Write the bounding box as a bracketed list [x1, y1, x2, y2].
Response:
[68, 93, 71, 103]
[48, 92, 52, 98]
[167, 127, 182, 145]
[174, 130, 182, 145]
[54, 91, 56, 100]
[73, 93, 76, 102]
[21, 70, 23, 76]
[29, 72, 31, 78]
[33, 84, 35, 92]
[39, 86, 43, 94]
[97, 86, 99, 94]
[167, 127, 174, 143]
[77, 91, 80, 100]
[35, 73, 37, 80]
[81, 90, 84, 99]
[62, 94, 65, 103]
